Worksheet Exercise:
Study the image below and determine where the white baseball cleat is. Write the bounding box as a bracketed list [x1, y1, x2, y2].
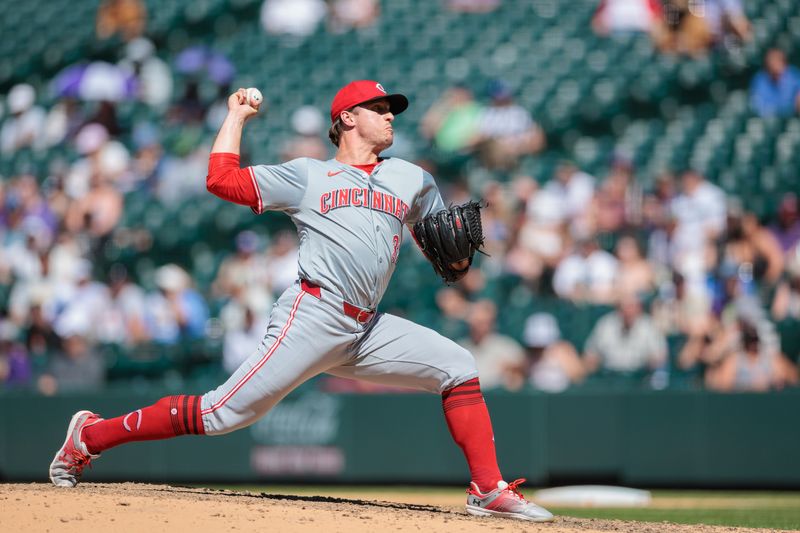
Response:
[466, 478, 555, 522]
[49, 410, 103, 488]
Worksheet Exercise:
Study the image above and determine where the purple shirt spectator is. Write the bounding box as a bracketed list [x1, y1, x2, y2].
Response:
[769, 193, 800, 253]
[2, 344, 32, 386]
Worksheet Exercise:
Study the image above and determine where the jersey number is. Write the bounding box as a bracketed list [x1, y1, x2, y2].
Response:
[390, 234, 400, 264]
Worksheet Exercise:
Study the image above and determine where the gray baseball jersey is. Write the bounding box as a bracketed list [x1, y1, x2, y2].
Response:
[249, 157, 444, 309]
[200, 157, 477, 435]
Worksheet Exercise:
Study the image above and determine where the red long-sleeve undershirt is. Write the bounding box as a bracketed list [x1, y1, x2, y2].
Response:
[206, 152, 261, 210]
[206, 154, 381, 214]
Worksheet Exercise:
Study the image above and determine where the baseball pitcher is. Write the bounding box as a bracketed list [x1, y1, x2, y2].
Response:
[49, 80, 554, 522]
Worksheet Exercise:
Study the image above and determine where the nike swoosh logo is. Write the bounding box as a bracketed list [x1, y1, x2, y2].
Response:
[327, 170, 344, 177]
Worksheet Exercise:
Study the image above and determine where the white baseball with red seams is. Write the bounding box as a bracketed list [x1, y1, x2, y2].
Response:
[199, 157, 478, 434]
[246, 87, 262, 107]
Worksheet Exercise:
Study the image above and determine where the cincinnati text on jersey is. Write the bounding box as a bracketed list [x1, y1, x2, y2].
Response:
[319, 188, 410, 222]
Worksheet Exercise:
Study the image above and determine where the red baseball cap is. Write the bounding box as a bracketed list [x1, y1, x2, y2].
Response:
[330, 80, 408, 123]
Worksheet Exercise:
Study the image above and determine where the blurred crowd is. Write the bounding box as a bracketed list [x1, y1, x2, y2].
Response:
[592, 0, 752, 57]
[432, 164, 800, 393]
[1, 0, 800, 396]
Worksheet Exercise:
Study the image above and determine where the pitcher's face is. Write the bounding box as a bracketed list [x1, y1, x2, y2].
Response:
[352, 98, 395, 150]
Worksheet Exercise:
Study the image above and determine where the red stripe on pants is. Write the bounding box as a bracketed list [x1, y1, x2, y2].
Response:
[201, 291, 305, 416]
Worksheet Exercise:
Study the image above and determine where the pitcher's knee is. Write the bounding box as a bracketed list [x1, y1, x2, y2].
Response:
[439, 345, 479, 392]
[200, 391, 274, 436]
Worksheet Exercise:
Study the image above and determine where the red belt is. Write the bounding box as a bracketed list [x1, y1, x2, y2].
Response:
[301, 280, 375, 324]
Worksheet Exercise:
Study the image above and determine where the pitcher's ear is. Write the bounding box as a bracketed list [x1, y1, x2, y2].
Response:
[340, 108, 357, 127]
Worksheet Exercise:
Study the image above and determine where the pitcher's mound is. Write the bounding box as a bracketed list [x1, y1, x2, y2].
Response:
[0, 483, 772, 533]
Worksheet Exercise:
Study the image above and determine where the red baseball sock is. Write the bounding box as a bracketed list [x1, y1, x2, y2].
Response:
[82, 395, 205, 455]
[442, 378, 503, 493]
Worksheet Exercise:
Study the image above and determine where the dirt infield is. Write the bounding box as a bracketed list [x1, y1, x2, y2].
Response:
[0, 483, 783, 533]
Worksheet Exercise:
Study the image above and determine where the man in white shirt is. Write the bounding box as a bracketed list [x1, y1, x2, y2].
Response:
[669, 169, 726, 286]
[458, 300, 524, 390]
[553, 238, 619, 303]
[584, 294, 667, 373]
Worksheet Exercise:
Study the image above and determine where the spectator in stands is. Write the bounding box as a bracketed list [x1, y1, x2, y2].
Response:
[654, 0, 712, 56]
[652, 270, 715, 373]
[146, 264, 208, 344]
[24, 302, 60, 362]
[97, 265, 149, 346]
[592, 0, 663, 37]
[173, 45, 236, 129]
[709, 260, 762, 327]
[705, 313, 797, 392]
[544, 161, 595, 232]
[614, 235, 655, 297]
[66, 123, 131, 200]
[656, 0, 750, 56]
[128, 122, 164, 193]
[41, 161, 72, 223]
[435, 286, 472, 340]
[213, 231, 274, 327]
[772, 250, 800, 321]
[722, 209, 784, 286]
[653, 271, 713, 338]
[169, 80, 207, 126]
[669, 169, 726, 276]
[0, 84, 46, 154]
[750, 48, 800, 118]
[65, 170, 124, 240]
[213, 230, 264, 299]
[593, 154, 641, 234]
[7, 250, 58, 328]
[222, 303, 266, 375]
[119, 38, 173, 110]
[9, 174, 58, 241]
[583, 294, 668, 374]
[647, 211, 680, 278]
[47, 231, 84, 289]
[769, 193, 800, 256]
[38, 314, 105, 396]
[701, 0, 751, 48]
[0, 318, 32, 388]
[553, 237, 619, 303]
[88, 100, 123, 138]
[264, 230, 300, 296]
[155, 142, 211, 206]
[261, 0, 327, 39]
[507, 178, 565, 285]
[457, 300, 524, 390]
[475, 80, 545, 171]
[445, 0, 500, 12]
[328, 0, 380, 33]
[43, 98, 85, 149]
[479, 180, 515, 261]
[420, 85, 483, 156]
[96, 0, 147, 42]
[55, 259, 112, 339]
[509, 312, 584, 393]
[281, 106, 329, 161]
[642, 173, 677, 269]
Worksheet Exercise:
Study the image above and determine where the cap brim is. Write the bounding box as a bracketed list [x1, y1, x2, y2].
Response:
[387, 94, 409, 115]
[360, 94, 409, 116]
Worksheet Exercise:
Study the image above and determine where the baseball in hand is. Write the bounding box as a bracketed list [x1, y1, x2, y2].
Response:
[246, 87, 263, 109]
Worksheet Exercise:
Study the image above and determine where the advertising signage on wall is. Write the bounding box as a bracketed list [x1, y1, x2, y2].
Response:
[249, 392, 344, 476]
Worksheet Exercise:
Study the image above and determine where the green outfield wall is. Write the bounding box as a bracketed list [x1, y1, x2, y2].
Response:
[2, 389, 799, 487]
